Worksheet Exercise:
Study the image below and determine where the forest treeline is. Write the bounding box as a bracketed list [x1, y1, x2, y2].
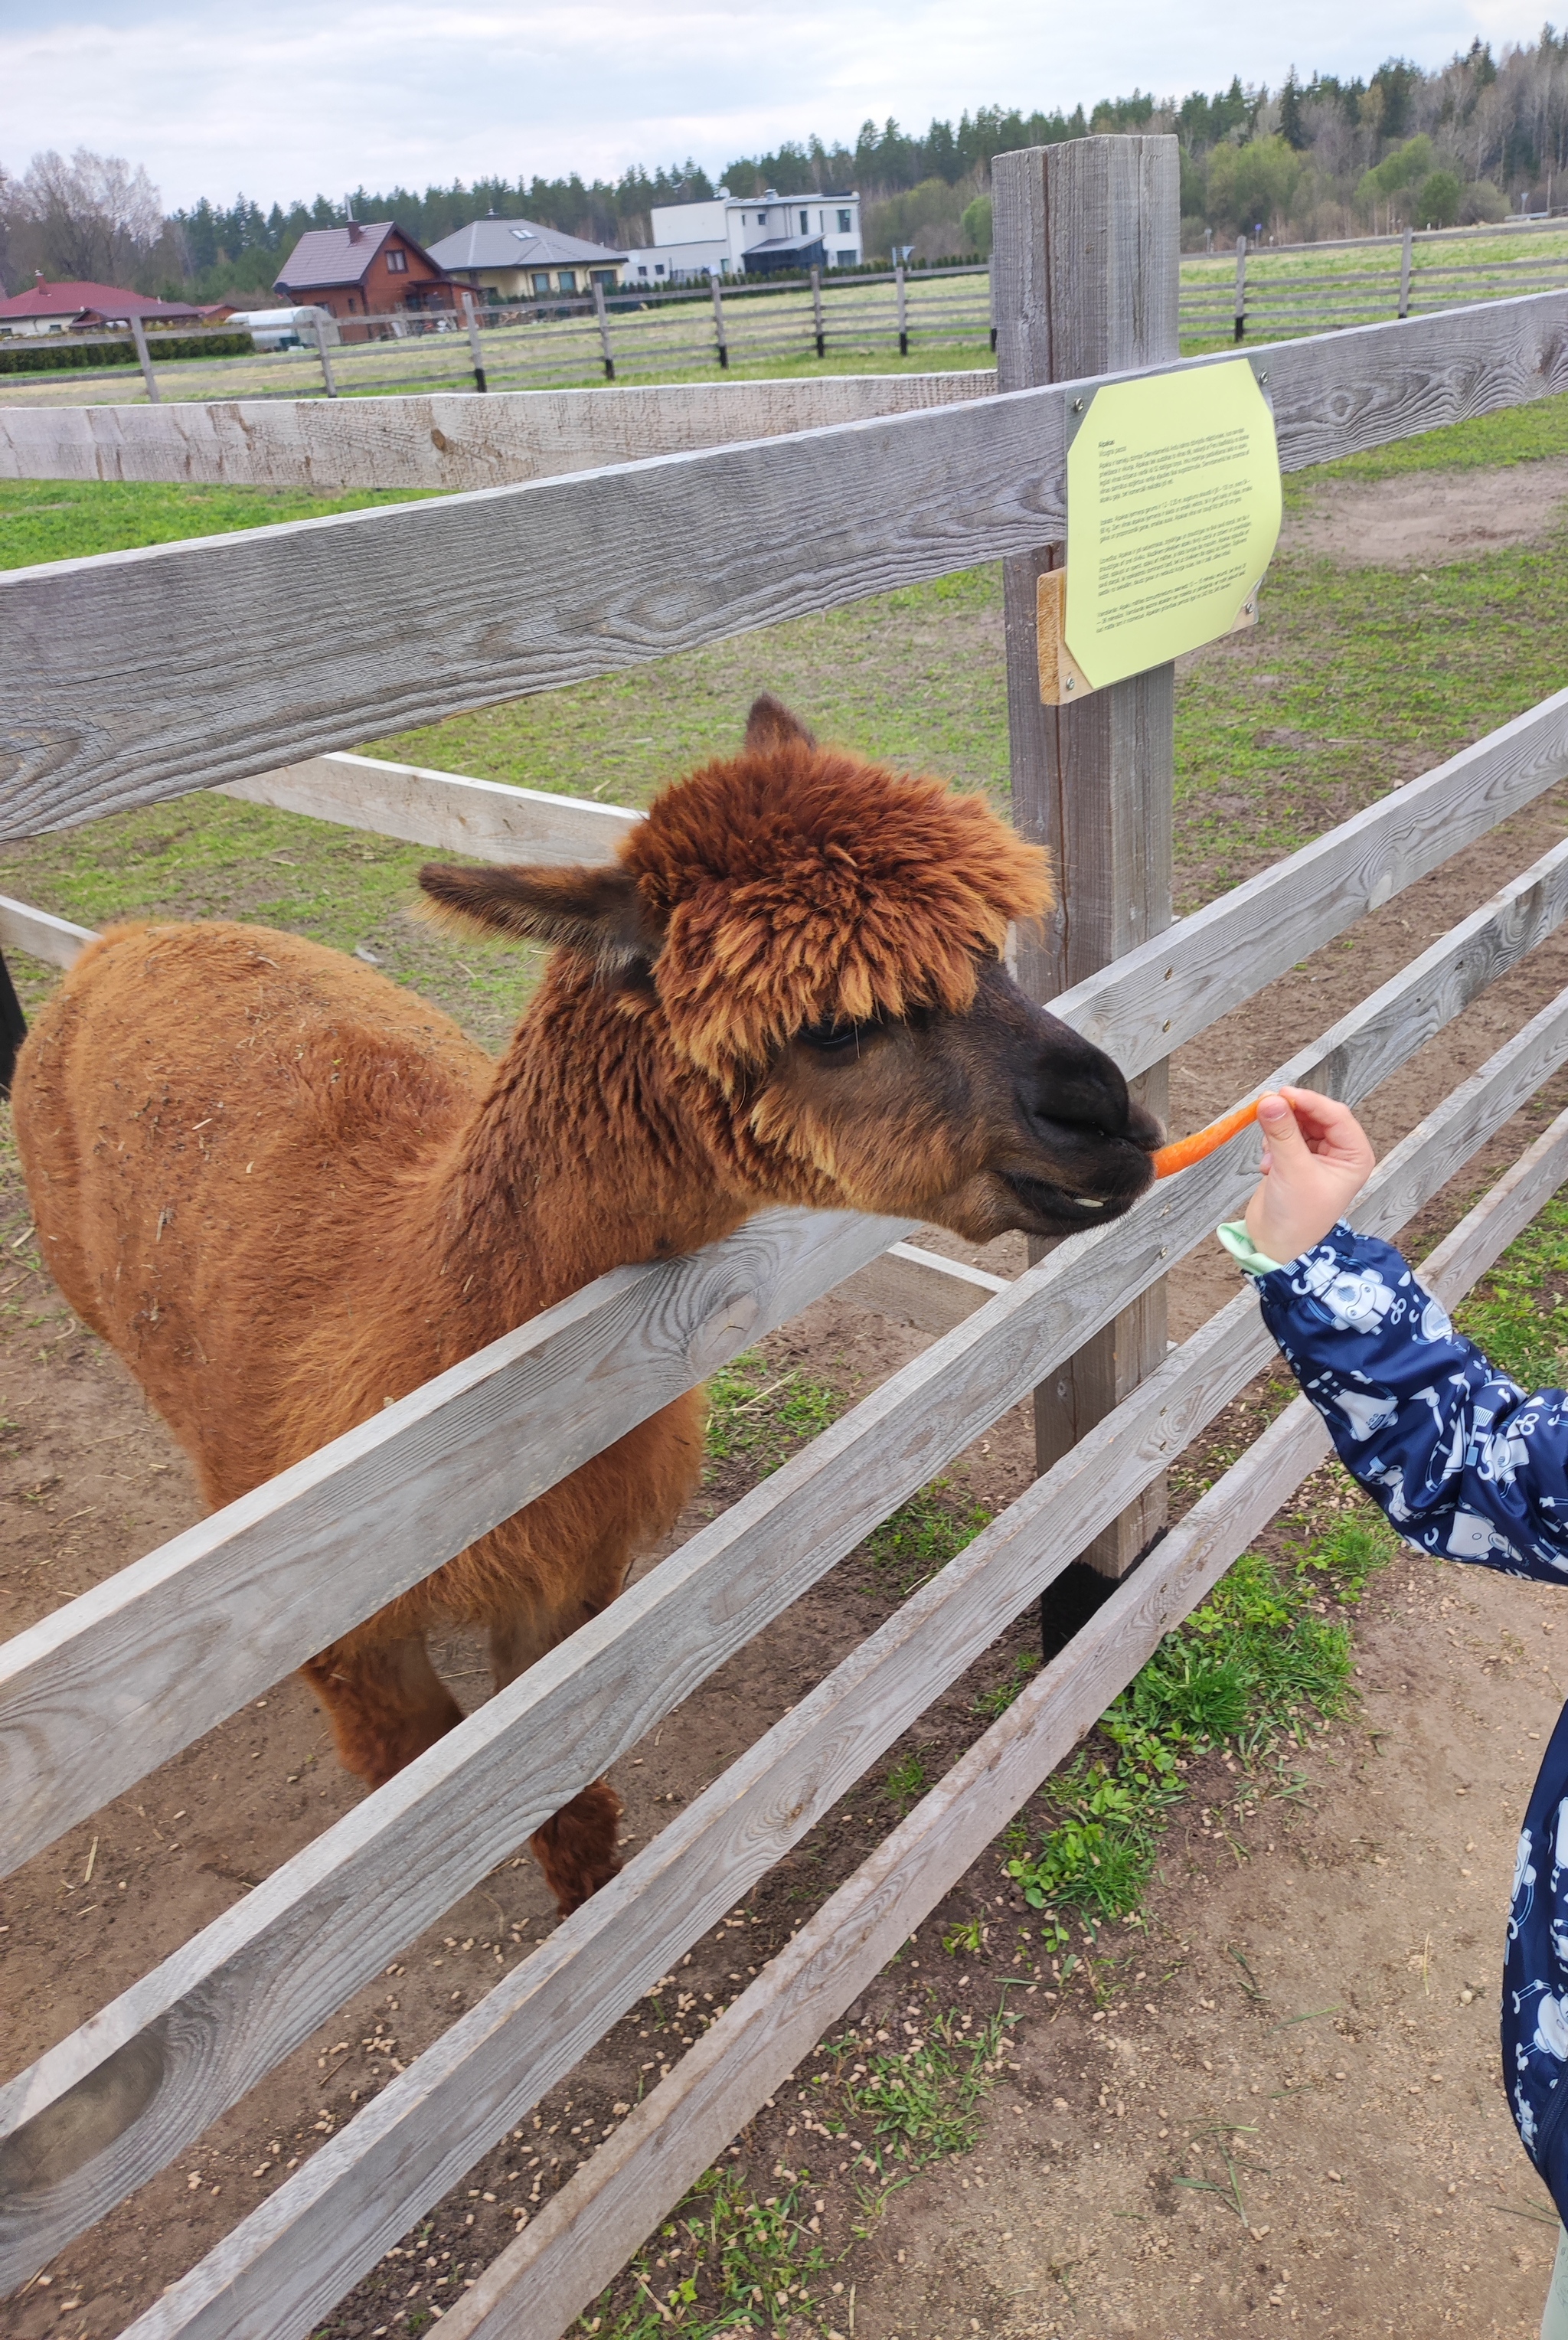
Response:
[3, 32, 1567, 304]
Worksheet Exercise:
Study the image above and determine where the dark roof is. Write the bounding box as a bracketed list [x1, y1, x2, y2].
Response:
[426, 217, 626, 271]
[743, 235, 827, 259]
[274, 221, 447, 292]
[0, 279, 204, 324]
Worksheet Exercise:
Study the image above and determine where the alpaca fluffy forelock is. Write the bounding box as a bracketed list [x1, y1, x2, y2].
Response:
[626, 745, 1052, 1084]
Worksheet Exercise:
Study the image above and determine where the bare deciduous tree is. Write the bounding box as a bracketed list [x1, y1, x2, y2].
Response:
[19, 148, 163, 283]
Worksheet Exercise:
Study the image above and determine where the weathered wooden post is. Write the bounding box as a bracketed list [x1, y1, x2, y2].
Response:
[711, 274, 729, 368]
[811, 264, 825, 358]
[992, 134, 1179, 1580]
[1234, 232, 1248, 339]
[895, 258, 909, 355]
[129, 313, 160, 404]
[1398, 223, 1414, 319]
[462, 291, 490, 391]
[591, 282, 614, 381]
[312, 313, 338, 399]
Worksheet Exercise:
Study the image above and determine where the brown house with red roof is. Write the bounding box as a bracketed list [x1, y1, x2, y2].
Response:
[273, 221, 461, 324]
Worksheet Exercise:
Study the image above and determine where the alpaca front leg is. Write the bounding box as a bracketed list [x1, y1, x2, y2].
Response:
[301, 1629, 464, 1789]
[530, 1780, 623, 1915]
[491, 1611, 624, 1913]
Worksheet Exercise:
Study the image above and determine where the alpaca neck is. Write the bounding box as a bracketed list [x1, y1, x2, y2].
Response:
[430, 970, 749, 1339]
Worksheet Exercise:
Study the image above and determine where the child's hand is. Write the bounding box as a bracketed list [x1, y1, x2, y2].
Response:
[1243, 1087, 1376, 1266]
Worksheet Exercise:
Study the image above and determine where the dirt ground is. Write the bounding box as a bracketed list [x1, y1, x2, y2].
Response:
[6, 459, 1568, 2340]
[1279, 456, 1568, 567]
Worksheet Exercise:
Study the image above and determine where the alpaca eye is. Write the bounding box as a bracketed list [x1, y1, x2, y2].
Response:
[799, 1018, 874, 1054]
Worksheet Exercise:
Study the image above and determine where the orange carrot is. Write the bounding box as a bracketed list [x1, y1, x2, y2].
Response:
[1150, 1097, 1262, 1179]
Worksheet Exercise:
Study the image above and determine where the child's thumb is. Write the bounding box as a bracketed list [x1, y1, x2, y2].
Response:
[1256, 1093, 1303, 1161]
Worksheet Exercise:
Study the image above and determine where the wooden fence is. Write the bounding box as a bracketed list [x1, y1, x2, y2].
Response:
[1182, 223, 1568, 345]
[4, 134, 1568, 2339]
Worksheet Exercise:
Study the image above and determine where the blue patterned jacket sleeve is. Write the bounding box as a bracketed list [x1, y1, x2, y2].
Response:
[1253, 1223, 1568, 1583]
[1252, 1221, 1568, 2210]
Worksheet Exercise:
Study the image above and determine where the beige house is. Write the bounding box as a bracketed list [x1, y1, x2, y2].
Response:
[425, 215, 628, 299]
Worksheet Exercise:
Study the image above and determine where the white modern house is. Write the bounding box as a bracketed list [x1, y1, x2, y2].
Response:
[626, 189, 862, 285]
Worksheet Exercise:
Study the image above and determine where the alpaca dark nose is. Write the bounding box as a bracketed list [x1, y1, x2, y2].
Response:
[1021, 1015, 1158, 1153]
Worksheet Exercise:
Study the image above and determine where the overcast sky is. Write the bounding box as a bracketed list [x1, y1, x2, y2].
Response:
[1, 0, 1547, 214]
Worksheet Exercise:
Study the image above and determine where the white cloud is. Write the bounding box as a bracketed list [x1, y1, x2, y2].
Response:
[0, 0, 1545, 211]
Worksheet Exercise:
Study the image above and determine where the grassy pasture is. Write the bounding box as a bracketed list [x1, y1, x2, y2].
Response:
[5, 387, 1568, 1044]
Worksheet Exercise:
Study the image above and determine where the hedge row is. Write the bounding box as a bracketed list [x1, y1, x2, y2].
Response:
[0, 332, 255, 374]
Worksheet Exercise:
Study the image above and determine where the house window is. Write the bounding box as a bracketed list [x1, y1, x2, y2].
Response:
[838, 209, 852, 233]
[532, 272, 551, 294]
[558, 270, 577, 292]
[837, 250, 856, 267]
[655, 262, 666, 276]
[637, 263, 649, 278]
[385, 248, 407, 273]
[799, 209, 809, 234]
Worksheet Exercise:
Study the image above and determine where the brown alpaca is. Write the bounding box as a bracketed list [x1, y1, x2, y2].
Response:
[11, 699, 1158, 1913]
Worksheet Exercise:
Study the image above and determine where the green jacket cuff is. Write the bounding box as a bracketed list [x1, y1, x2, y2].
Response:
[1217, 1219, 1286, 1279]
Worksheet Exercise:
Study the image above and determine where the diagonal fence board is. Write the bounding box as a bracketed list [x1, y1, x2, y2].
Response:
[1057, 688, 1568, 1082]
[7, 289, 1568, 838]
[439, 1107, 1568, 2340]
[0, 892, 94, 971]
[7, 860, 1568, 2284]
[0, 1206, 913, 1879]
[217, 753, 639, 864]
[5, 817, 1567, 1886]
[106, 1032, 1568, 2340]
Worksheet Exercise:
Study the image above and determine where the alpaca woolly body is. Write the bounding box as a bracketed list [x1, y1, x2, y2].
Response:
[13, 700, 1158, 1912]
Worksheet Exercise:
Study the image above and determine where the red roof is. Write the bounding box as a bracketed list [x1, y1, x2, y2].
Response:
[0, 279, 204, 325]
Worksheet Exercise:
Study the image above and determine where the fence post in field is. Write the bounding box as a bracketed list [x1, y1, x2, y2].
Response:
[129, 313, 160, 404]
[462, 292, 489, 392]
[988, 255, 998, 352]
[1233, 233, 1247, 340]
[591, 282, 615, 381]
[711, 274, 729, 368]
[811, 265, 825, 358]
[895, 259, 909, 355]
[1399, 223, 1414, 319]
[992, 133, 1179, 1580]
[312, 314, 338, 398]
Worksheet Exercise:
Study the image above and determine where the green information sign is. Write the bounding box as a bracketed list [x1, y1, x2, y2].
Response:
[1063, 359, 1282, 691]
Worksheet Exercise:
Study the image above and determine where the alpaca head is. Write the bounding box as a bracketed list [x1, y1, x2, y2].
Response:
[420, 698, 1158, 1239]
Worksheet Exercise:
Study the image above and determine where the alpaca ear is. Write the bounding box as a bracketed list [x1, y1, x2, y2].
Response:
[744, 693, 816, 752]
[417, 862, 662, 970]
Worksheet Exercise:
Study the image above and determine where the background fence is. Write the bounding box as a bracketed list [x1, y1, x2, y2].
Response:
[6, 221, 1568, 410]
[3, 135, 1568, 2340]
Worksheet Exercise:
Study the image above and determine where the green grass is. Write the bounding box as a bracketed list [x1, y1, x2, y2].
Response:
[1457, 1189, 1568, 1390]
[861, 1480, 993, 1599]
[1004, 1508, 1400, 1935]
[0, 476, 436, 570]
[702, 1351, 845, 1480]
[581, 2167, 830, 2339]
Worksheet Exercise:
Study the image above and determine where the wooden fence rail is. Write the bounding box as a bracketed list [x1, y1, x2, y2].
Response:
[103, 993, 1568, 2340]
[6, 289, 1568, 839]
[7, 155, 1568, 2340]
[443, 1094, 1568, 2340]
[5, 688, 1568, 1873]
[7, 814, 1568, 2285]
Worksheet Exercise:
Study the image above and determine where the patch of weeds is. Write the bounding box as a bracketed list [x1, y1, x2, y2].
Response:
[703, 1350, 843, 1480]
[577, 2166, 828, 2337]
[973, 1649, 1040, 1717]
[1005, 1729, 1184, 1925]
[823, 1999, 1021, 2176]
[1006, 1508, 1395, 1931]
[861, 1480, 992, 1598]
[884, 1751, 927, 1812]
[942, 1916, 987, 1955]
[1457, 1189, 1568, 1390]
